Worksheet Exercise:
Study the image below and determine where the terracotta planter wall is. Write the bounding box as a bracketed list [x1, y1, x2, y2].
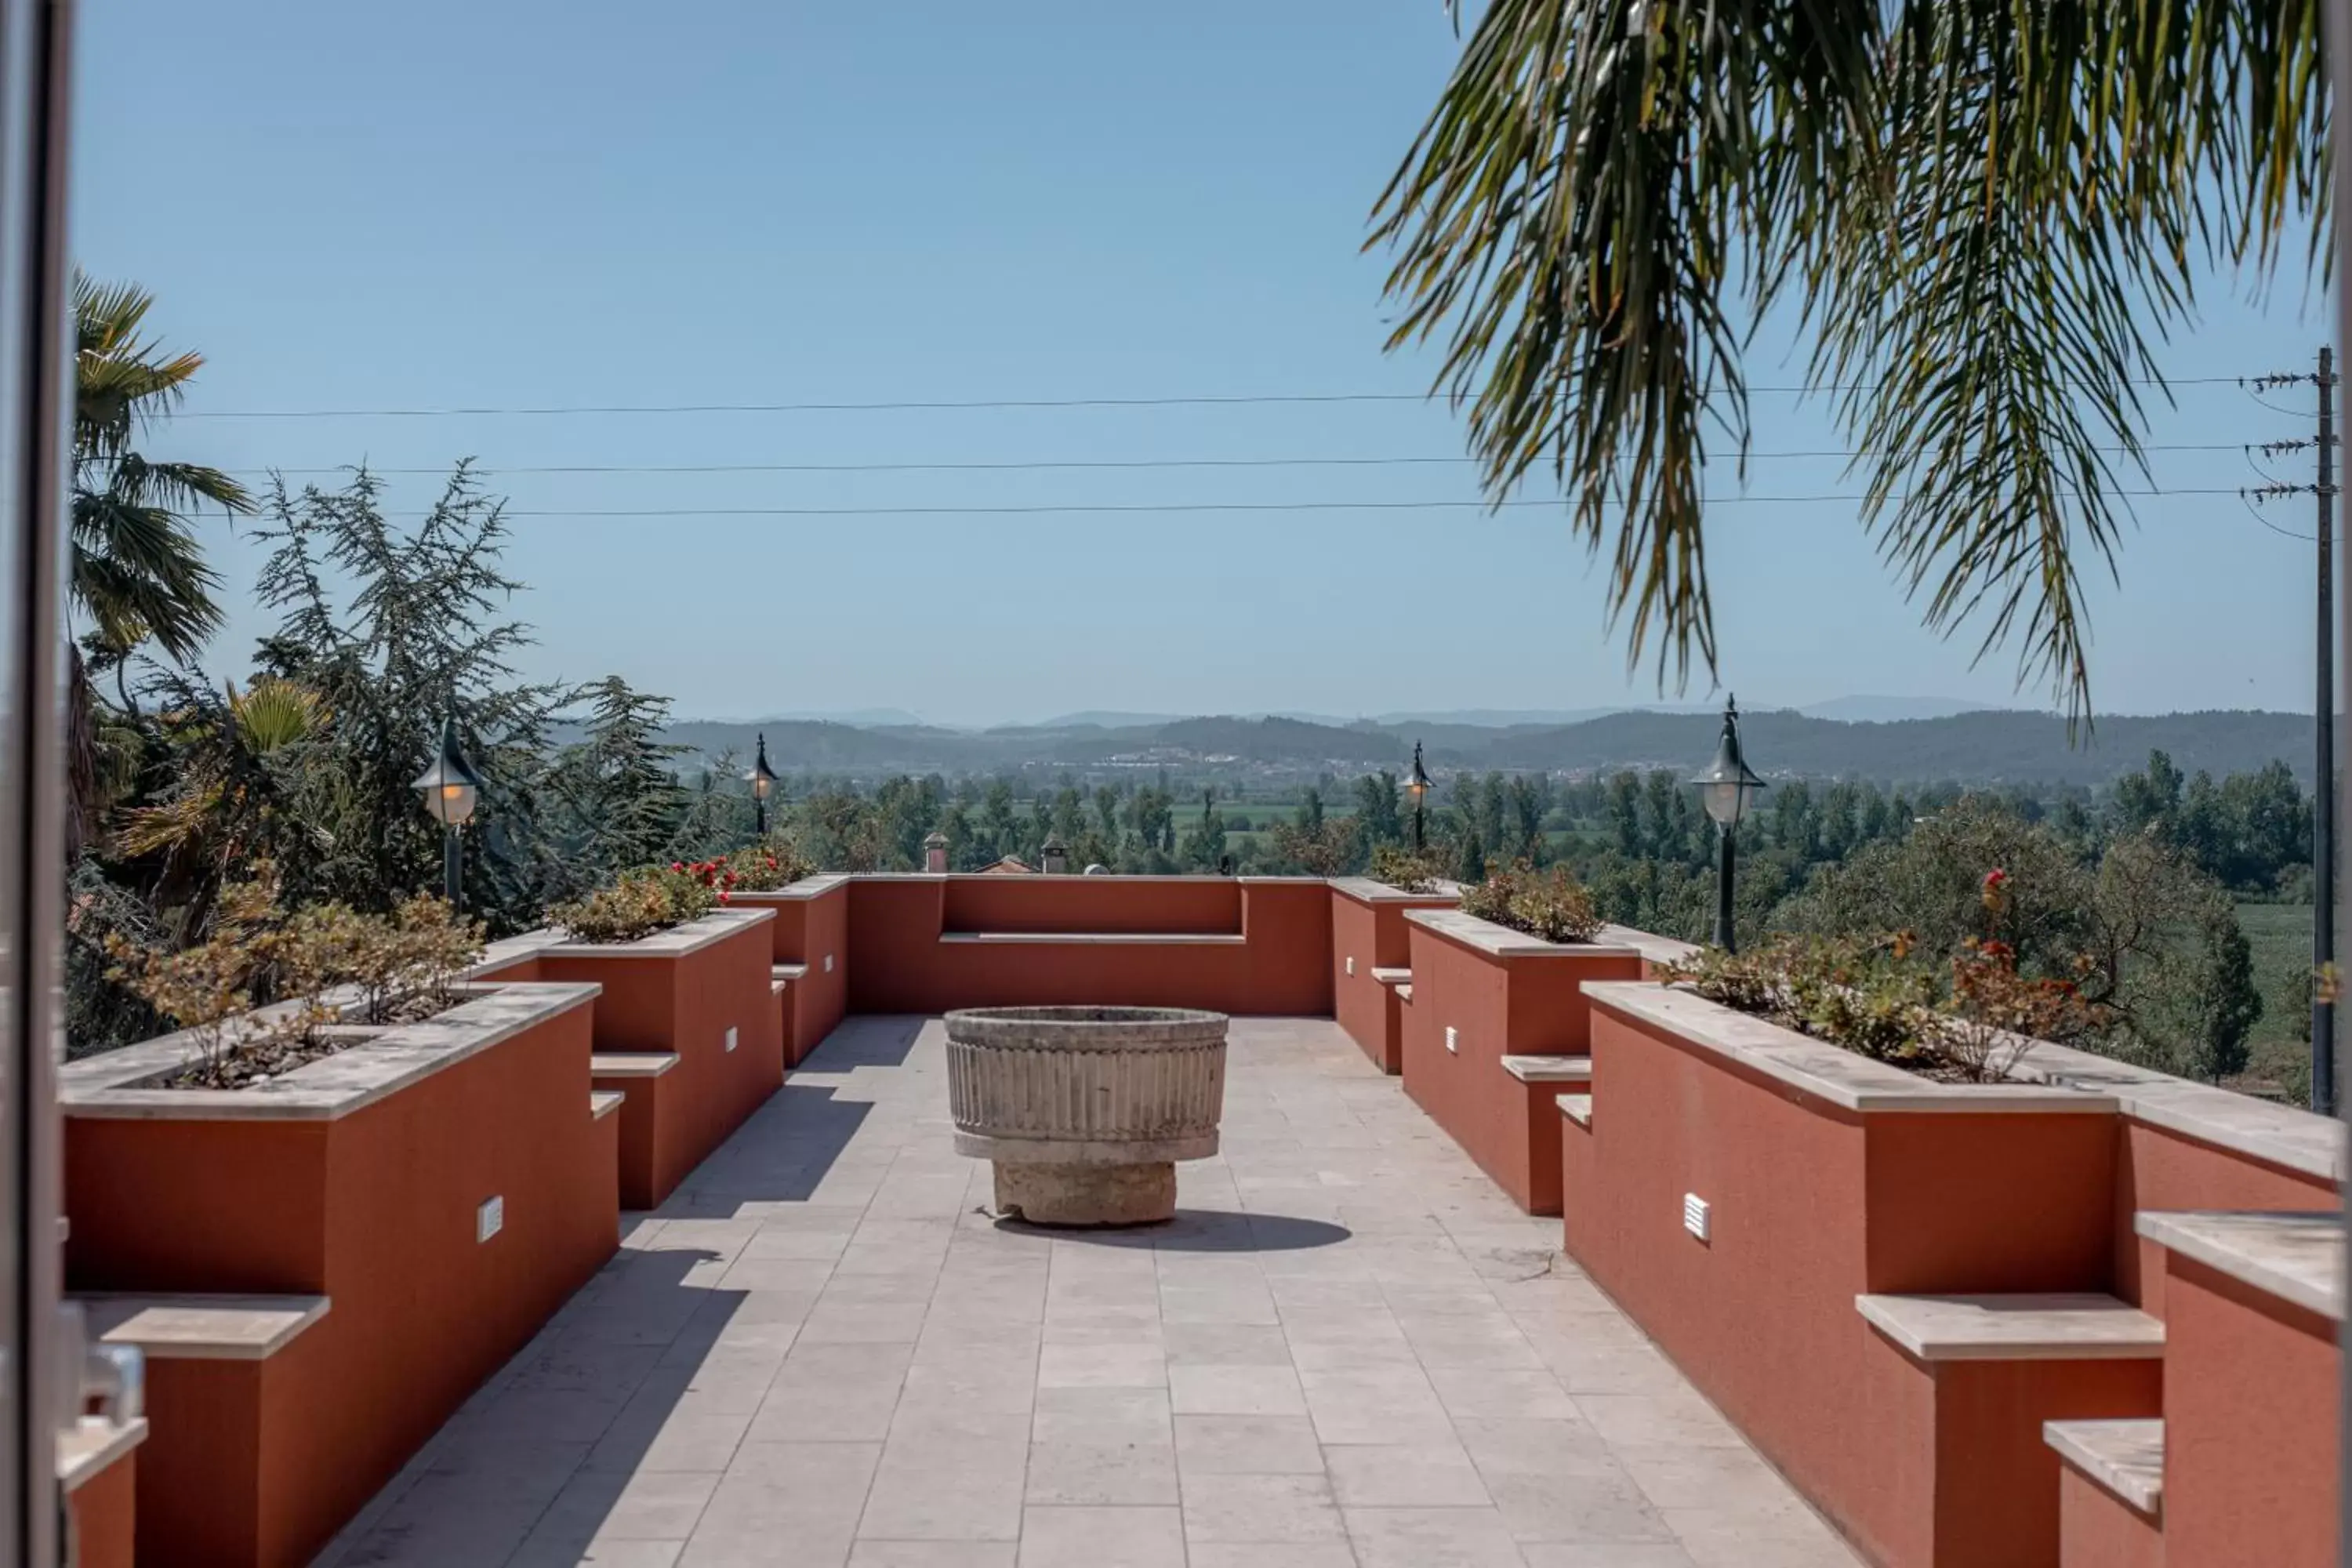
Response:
[62, 984, 615, 1566]
[481, 910, 781, 1207]
[846, 876, 1333, 1017]
[1328, 879, 1457, 1073]
[1399, 909, 1646, 1213]
[727, 877, 850, 1065]
[1564, 984, 2128, 1568]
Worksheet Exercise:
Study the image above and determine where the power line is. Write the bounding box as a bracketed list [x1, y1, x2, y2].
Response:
[229, 441, 2258, 480]
[368, 485, 2256, 521]
[176, 376, 2263, 422]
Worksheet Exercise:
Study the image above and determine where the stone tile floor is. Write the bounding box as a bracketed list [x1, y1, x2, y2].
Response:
[321, 1017, 1862, 1568]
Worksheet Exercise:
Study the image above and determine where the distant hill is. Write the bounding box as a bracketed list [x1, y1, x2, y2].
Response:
[657, 707, 2315, 788]
[1797, 695, 2018, 723]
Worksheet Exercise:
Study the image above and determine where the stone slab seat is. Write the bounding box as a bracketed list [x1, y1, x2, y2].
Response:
[78, 1294, 330, 1567]
[2129, 1211, 2343, 1566]
[1856, 1294, 2165, 1568]
[1557, 1091, 1592, 1130]
[590, 1089, 626, 1120]
[588, 1052, 680, 1209]
[2046, 1418, 2165, 1567]
[60, 1416, 147, 1568]
[771, 961, 809, 981]
[938, 931, 1247, 945]
[1370, 967, 1411, 986]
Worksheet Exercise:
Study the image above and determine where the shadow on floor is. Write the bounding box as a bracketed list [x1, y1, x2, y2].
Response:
[332, 1245, 750, 1567]
[797, 1014, 926, 1070]
[671, 1080, 873, 1208]
[993, 1208, 1350, 1253]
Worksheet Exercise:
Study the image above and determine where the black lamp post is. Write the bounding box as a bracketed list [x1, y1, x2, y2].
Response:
[1689, 696, 1766, 952]
[746, 732, 779, 837]
[412, 715, 484, 909]
[1406, 742, 1432, 852]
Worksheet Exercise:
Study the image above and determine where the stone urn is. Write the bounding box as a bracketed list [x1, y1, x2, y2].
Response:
[944, 1005, 1229, 1225]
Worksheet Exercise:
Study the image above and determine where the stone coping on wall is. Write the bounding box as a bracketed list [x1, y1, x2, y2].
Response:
[60, 982, 600, 1122]
[2016, 1040, 2346, 1183]
[1581, 982, 2116, 1116]
[1405, 908, 1662, 960]
[939, 931, 1247, 946]
[2134, 1210, 2346, 1321]
[472, 908, 774, 975]
[57, 1416, 147, 1493]
[1328, 877, 1463, 905]
[727, 874, 854, 901]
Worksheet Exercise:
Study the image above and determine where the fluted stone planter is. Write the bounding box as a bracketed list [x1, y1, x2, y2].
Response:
[945, 1005, 1229, 1225]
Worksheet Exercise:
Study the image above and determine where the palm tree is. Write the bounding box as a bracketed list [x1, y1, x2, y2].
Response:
[1370, 2, 2321, 724]
[67, 274, 252, 849]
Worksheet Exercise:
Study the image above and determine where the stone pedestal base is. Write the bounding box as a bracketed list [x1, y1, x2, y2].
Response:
[994, 1160, 1175, 1227]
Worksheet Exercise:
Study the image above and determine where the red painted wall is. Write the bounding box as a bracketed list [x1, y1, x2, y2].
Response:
[68, 1446, 137, 1568]
[2056, 1465, 2165, 1568]
[64, 993, 615, 1566]
[730, 880, 850, 1065]
[1401, 920, 1639, 1213]
[1562, 1000, 2120, 1568]
[2162, 1254, 2338, 1566]
[1330, 887, 1455, 1073]
[846, 877, 1332, 1016]
[535, 918, 781, 1207]
[2113, 1120, 2334, 1316]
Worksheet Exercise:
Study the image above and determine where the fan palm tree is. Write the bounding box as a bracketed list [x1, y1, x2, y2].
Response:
[1370, 2, 2323, 724]
[67, 274, 252, 850]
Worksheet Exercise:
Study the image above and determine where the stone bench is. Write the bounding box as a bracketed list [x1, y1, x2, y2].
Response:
[2045, 1417, 2163, 1565]
[2132, 1210, 2343, 1565]
[60, 1414, 147, 1568]
[590, 1052, 680, 1209]
[1857, 1293, 2163, 1566]
[82, 1294, 331, 1565]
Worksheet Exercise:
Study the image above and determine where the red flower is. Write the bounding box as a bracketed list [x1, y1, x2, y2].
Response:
[1984, 868, 2008, 888]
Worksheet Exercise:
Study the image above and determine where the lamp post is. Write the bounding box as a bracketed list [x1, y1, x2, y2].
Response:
[1689, 696, 1766, 953]
[412, 715, 484, 909]
[1406, 742, 1432, 853]
[746, 732, 779, 837]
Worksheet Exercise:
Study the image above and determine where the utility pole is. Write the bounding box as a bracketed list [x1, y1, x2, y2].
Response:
[2318, 345, 2338, 1115]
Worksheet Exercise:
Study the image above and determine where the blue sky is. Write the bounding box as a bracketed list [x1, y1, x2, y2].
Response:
[70, 1, 2338, 728]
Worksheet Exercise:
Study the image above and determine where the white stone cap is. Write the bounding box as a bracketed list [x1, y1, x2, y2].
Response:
[772, 962, 810, 979]
[728, 873, 854, 899]
[1856, 1293, 2164, 1361]
[2134, 1210, 2345, 1321]
[1328, 877, 1461, 906]
[61, 982, 600, 1123]
[2016, 1041, 2345, 1183]
[2044, 1419, 2164, 1518]
[56, 1415, 147, 1493]
[590, 1090, 626, 1120]
[87, 1294, 330, 1360]
[1369, 967, 1412, 985]
[591, 1052, 677, 1078]
[1404, 909, 1652, 960]
[1558, 1093, 1593, 1129]
[939, 931, 1245, 946]
[541, 906, 774, 959]
[1501, 1055, 1592, 1083]
[1583, 983, 2117, 1116]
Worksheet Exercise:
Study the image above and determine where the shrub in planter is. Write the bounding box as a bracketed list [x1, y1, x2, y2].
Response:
[102, 866, 485, 1089]
[547, 866, 716, 944]
[1460, 862, 1603, 943]
[676, 839, 815, 899]
[1668, 926, 2107, 1082]
[1367, 844, 1443, 894]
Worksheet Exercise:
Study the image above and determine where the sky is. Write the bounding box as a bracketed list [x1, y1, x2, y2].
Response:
[68, 1, 2341, 729]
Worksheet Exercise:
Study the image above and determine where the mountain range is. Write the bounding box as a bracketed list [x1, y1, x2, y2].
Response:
[650, 705, 2318, 789]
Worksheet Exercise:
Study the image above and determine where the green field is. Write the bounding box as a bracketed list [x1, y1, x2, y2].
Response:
[2237, 900, 2315, 1094]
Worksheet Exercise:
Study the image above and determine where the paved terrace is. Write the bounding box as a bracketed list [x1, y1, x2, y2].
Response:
[322, 1018, 1860, 1568]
